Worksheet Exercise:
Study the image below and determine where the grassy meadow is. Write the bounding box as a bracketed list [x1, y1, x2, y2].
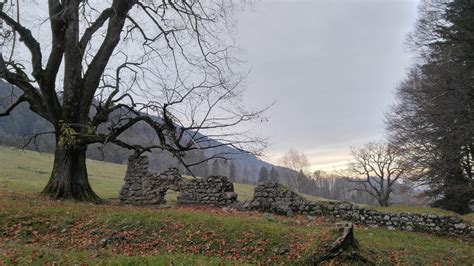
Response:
[0, 146, 127, 198]
[0, 146, 326, 202]
[0, 145, 470, 219]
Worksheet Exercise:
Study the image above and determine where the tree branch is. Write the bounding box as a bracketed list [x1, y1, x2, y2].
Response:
[0, 57, 49, 121]
[79, 7, 113, 55]
[41, 0, 65, 121]
[0, 10, 43, 79]
[81, 0, 137, 115]
[0, 95, 25, 117]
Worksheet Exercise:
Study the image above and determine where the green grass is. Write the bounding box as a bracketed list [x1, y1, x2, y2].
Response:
[356, 228, 474, 264]
[0, 146, 126, 198]
[0, 190, 326, 264]
[0, 244, 232, 266]
[462, 213, 474, 225]
[0, 145, 325, 202]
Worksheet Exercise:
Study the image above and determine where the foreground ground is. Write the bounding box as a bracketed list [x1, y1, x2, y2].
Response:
[1, 190, 473, 265]
[0, 146, 473, 264]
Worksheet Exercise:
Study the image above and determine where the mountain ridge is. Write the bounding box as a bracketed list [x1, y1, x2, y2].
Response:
[0, 80, 291, 185]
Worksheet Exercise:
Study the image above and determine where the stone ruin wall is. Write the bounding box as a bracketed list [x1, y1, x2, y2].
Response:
[119, 155, 237, 206]
[178, 176, 238, 206]
[118, 155, 472, 237]
[118, 155, 184, 205]
[248, 182, 474, 237]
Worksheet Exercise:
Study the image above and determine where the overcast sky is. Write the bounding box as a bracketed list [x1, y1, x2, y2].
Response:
[235, 0, 420, 171]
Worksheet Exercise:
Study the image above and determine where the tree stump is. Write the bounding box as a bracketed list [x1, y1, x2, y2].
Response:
[329, 222, 358, 250]
[306, 222, 371, 265]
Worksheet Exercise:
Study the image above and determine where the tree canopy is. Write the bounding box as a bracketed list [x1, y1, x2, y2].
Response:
[386, 0, 474, 213]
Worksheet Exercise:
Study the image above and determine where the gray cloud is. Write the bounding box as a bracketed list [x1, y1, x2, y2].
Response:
[235, 0, 419, 169]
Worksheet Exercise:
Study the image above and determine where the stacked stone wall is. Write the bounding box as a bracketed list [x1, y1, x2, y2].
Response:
[178, 176, 237, 206]
[119, 155, 237, 206]
[250, 182, 474, 237]
[119, 155, 184, 205]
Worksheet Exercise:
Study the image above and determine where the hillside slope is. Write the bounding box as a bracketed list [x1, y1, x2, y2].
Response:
[1, 145, 473, 222]
[1, 146, 473, 264]
[0, 146, 328, 202]
[1, 189, 473, 264]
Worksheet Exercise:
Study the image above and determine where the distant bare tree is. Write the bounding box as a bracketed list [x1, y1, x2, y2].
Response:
[349, 142, 414, 207]
[280, 148, 309, 192]
[0, 1, 266, 202]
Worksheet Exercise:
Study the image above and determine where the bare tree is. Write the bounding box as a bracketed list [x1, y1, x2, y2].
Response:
[349, 142, 413, 207]
[0, 1, 266, 202]
[280, 148, 309, 192]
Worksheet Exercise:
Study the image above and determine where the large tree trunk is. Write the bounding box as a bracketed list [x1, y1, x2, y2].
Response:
[378, 201, 389, 207]
[41, 139, 100, 202]
[378, 196, 389, 207]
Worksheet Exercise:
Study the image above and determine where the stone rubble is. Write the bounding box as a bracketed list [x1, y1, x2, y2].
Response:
[118, 155, 473, 237]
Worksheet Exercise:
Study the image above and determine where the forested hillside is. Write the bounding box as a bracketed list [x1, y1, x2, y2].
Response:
[0, 81, 299, 190]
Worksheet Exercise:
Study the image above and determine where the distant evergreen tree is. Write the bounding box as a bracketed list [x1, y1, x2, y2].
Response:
[203, 162, 210, 177]
[296, 170, 310, 193]
[243, 167, 250, 184]
[229, 162, 237, 182]
[211, 160, 220, 175]
[269, 167, 280, 182]
[258, 166, 269, 182]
